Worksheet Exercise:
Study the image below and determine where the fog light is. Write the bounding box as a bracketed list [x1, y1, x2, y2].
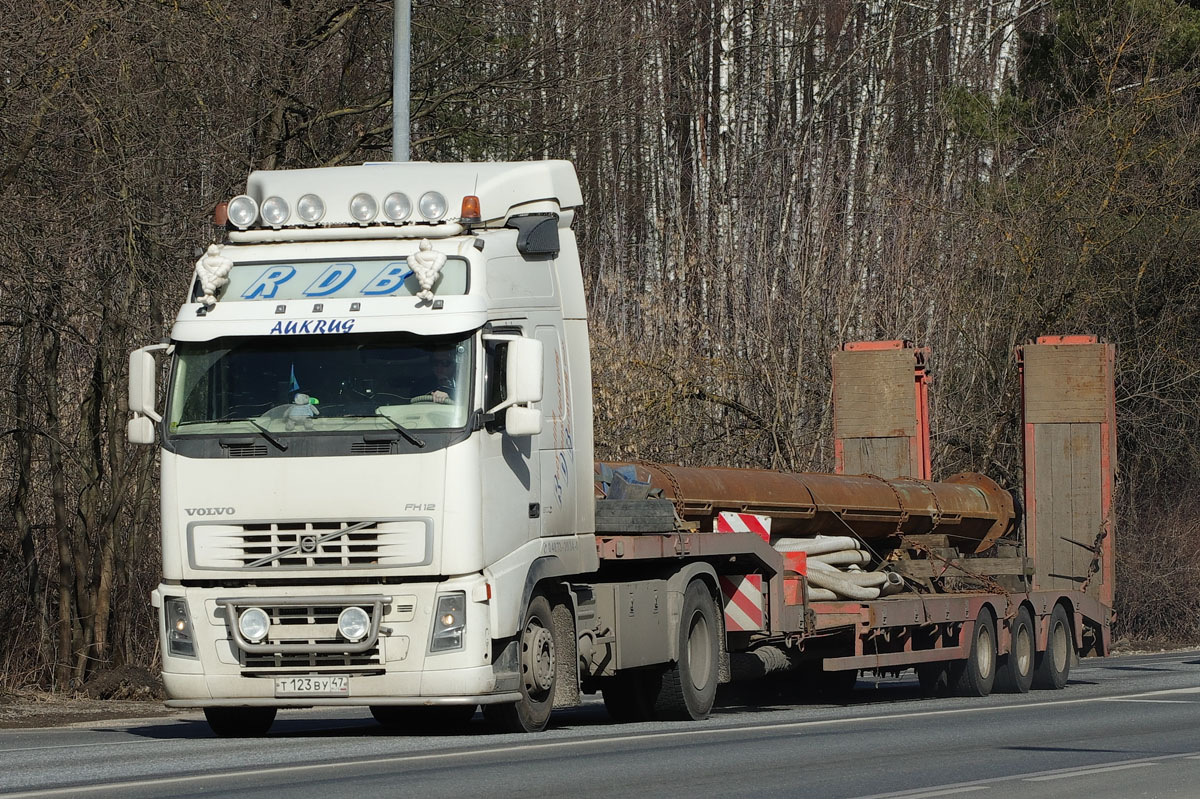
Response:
[260, 196, 290, 228]
[349, 193, 378, 224]
[227, 195, 259, 229]
[238, 607, 270, 643]
[383, 192, 411, 222]
[418, 191, 447, 221]
[297, 193, 325, 223]
[338, 606, 371, 642]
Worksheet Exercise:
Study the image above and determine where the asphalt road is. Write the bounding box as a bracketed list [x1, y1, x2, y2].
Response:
[2, 650, 1199, 799]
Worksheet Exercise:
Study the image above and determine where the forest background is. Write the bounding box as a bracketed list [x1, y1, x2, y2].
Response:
[2, 0, 1200, 689]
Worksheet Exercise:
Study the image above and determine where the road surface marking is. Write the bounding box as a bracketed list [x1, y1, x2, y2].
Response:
[887, 788, 990, 798]
[849, 752, 1196, 799]
[4, 692, 1200, 797]
[1023, 762, 1158, 781]
[1104, 698, 1196, 704]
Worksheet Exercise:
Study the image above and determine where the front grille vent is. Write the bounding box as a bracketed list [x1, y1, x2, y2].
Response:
[225, 443, 268, 458]
[351, 441, 393, 455]
[190, 519, 430, 570]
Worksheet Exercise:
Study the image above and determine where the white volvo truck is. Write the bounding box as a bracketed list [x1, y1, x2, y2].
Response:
[129, 160, 1114, 736]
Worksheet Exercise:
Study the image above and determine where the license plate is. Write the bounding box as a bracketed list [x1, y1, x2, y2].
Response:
[274, 675, 350, 697]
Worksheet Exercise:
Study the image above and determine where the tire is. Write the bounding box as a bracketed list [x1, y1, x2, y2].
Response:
[203, 706, 277, 737]
[653, 580, 720, 721]
[370, 705, 477, 732]
[996, 607, 1035, 694]
[601, 668, 659, 723]
[810, 666, 857, 701]
[484, 594, 558, 732]
[949, 610, 997, 697]
[1032, 604, 1072, 690]
[916, 662, 950, 697]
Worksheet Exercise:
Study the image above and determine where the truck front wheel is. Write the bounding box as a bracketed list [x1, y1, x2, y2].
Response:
[654, 580, 720, 721]
[485, 594, 557, 733]
[203, 706, 276, 737]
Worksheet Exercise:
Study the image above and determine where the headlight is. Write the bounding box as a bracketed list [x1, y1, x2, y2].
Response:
[165, 597, 197, 658]
[337, 606, 371, 642]
[238, 607, 270, 643]
[297, 193, 325, 223]
[260, 196, 290, 228]
[430, 592, 466, 652]
[349, 193, 378, 224]
[418, 191, 447, 221]
[383, 192, 412, 222]
[227, 195, 259, 229]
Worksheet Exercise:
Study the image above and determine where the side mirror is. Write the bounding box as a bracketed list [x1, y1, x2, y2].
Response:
[505, 337, 543, 405]
[128, 347, 163, 420]
[127, 416, 156, 445]
[127, 343, 168, 445]
[504, 406, 542, 437]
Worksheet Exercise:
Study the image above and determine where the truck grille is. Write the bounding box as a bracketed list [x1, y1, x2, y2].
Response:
[189, 518, 432, 570]
[242, 646, 382, 672]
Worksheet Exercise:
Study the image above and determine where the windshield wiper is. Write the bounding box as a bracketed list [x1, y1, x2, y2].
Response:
[177, 417, 288, 451]
[346, 412, 426, 449]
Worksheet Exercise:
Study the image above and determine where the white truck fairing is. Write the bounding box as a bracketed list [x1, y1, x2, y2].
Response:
[133, 161, 597, 719]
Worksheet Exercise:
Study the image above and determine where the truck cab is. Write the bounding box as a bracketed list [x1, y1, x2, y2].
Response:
[130, 161, 600, 734]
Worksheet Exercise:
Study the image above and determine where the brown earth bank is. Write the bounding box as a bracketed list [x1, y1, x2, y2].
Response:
[0, 643, 1194, 730]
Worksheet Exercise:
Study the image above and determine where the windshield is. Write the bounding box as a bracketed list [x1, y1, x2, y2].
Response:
[167, 332, 473, 436]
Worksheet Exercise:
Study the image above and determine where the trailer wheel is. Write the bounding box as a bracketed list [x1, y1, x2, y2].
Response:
[950, 610, 996, 697]
[916, 663, 950, 697]
[203, 706, 276, 737]
[601, 669, 659, 722]
[996, 607, 1035, 693]
[371, 705, 477, 732]
[484, 594, 557, 732]
[1032, 604, 1072, 690]
[654, 580, 719, 721]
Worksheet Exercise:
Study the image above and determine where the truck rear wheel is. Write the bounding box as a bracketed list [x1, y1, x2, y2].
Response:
[203, 706, 276, 737]
[653, 580, 719, 721]
[996, 607, 1035, 693]
[370, 705, 477, 732]
[484, 594, 557, 733]
[1032, 604, 1072, 690]
[949, 610, 996, 697]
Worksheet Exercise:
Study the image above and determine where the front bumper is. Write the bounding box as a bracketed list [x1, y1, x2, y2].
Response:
[156, 577, 512, 706]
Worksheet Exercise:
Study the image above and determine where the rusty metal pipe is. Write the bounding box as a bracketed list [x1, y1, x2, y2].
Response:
[598, 462, 1015, 553]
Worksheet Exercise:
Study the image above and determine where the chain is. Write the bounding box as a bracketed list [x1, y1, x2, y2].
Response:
[861, 473, 910, 536]
[1079, 524, 1110, 593]
[900, 535, 1012, 603]
[635, 460, 686, 520]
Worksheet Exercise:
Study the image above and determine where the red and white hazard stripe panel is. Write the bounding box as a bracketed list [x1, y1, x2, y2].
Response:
[714, 511, 771, 541]
[719, 574, 764, 631]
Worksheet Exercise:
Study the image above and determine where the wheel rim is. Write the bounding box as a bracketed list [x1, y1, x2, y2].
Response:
[1050, 620, 1068, 672]
[977, 623, 994, 680]
[1015, 623, 1033, 675]
[686, 608, 713, 691]
[522, 617, 555, 697]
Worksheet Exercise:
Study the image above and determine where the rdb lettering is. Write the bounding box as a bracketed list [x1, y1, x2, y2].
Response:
[268, 319, 357, 335]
